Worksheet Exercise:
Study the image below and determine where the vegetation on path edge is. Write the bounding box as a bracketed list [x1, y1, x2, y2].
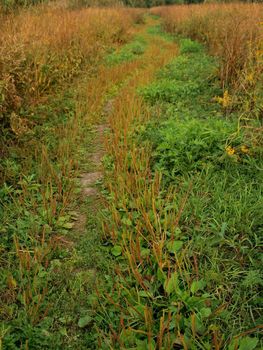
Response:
[98, 20, 262, 349]
[1, 5, 262, 350]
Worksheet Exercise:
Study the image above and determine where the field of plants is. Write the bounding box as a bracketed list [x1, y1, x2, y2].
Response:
[0, 1, 262, 349]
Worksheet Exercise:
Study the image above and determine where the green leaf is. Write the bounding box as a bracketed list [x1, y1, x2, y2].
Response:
[228, 339, 239, 350]
[57, 216, 67, 224]
[190, 279, 206, 294]
[239, 337, 258, 350]
[219, 222, 227, 237]
[121, 217, 132, 226]
[63, 222, 74, 229]
[59, 327, 67, 336]
[195, 315, 206, 334]
[164, 272, 180, 295]
[167, 240, 183, 254]
[200, 307, 212, 318]
[157, 268, 166, 283]
[111, 245, 122, 257]
[78, 315, 92, 328]
[138, 290, 153, 298]
[140, 248, 150, 257]
[138, 290, 149, 298]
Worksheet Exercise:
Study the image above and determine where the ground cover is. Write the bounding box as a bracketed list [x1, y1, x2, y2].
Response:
[1, 7, 262, 349]
[98, 19, 263, 350]
[0, 7, 145, 348]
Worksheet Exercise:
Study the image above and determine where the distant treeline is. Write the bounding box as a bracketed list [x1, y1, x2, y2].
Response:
[123, 0, 262, 6]
[0, 0, 46, 11]
[1, 0, 261, 13]
[123, 0, 203, 6]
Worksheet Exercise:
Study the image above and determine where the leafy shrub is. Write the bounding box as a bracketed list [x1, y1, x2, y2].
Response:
[146, 117, 238, 176]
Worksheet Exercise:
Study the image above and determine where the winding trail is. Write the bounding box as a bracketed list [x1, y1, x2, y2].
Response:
[75, 16, 177, 238]
[56, 16, 178, 349]
[86, 21, 174, 181]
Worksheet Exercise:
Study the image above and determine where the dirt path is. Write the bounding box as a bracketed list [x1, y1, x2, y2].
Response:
[56, 16, 178, 349]
[82, 19, 175, 185]
[73, 16, 177, 234]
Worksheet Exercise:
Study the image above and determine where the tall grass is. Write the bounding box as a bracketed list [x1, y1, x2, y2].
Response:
[0, 5, 144, 347]
[151, 3, 263, 126]
[0, 5, 142, 143]
[98, 15, 263, 349]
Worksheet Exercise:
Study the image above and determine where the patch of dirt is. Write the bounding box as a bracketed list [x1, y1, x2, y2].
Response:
[80, 172, 102, 187]
[79, 171, 102, 197]
[73, 213, 87, 232]
[102, 99, 114, 116]
[91, 124, 109, 168]
[96, 124, 109, 133]
[74, 102, 113, 233]
[91, 150, 104, 165]
[82, 187, 99, 196]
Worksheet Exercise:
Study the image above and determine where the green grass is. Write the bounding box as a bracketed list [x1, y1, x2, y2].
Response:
[98, 36, 263, 348]
[147, 23, 174, 43]
[0, 91, 78, 347]
[0, 86, 114, 348]
[0, 21, 154, 348]
[105, 35, 147, 65]
[141, 39, 220, 109]
[139, 38, 263, 347]
[1, 15, 262, 350]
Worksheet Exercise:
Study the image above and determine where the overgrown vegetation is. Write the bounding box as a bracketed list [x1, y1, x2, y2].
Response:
[105, 34, 147, 65]
[0, 6, 140, 140]
[0, 6, 144, 348]
[1, 3, 262, 349]
[151, 4, 263, 124]
[99, 29, 263, 348]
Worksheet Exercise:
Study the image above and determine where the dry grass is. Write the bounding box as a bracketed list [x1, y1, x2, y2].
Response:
[99, 35, 182, 348]
[0, 6, 144, 343]
[151, 3, 263, 89]
[0, 5, 143, 133]
[96, 13, 263, 348]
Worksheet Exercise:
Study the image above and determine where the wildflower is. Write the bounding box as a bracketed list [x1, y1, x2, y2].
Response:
[7, 275, 17, 289]
[222, 90, 231, 108]
[240, 145, 249, 154]
[246, 73, 254, 83]
[214, 90, 231, 108]
[226, 146, 235, 155]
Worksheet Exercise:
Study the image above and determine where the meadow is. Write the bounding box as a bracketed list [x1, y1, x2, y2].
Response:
[0, 2, 262, 349]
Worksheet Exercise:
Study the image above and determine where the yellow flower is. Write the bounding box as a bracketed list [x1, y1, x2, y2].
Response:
[7, 275, 17, 289]
[240, 145, 249, 154]
[246, 73, 254, 83]
[226, 146, 235, 156]
[214, 90, 231, 108]
[222, 90, 231, 108]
